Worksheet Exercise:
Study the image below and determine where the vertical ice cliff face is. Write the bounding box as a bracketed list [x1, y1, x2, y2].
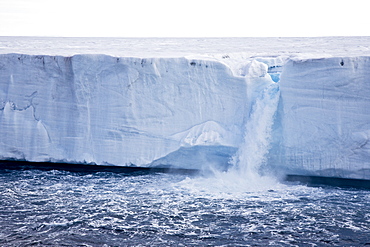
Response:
[0, 54, 250, 168]
[2, 52, 370, 179]
[269, 56, 370, 179]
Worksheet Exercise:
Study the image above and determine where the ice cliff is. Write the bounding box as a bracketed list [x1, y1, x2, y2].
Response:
[269, 56, 370, 179]
[1, 53, 370, 179]
[0, 54, 249, 169]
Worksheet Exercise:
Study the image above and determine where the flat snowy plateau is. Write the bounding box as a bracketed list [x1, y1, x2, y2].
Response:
[1, 37, 370, 179]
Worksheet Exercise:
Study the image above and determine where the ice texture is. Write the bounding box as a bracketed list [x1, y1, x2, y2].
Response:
[0, 54, 249, 169]
[268, 57, 370, 179]
[1, 37, 370, 179]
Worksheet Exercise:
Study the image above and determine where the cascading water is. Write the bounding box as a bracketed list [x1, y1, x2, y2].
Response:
[222, 60, 281, 189]
[186, 60, 281, 192]
[231, 81, 280, 179]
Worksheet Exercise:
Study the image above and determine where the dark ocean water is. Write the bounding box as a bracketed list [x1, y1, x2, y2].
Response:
[0, 168, 370, 246]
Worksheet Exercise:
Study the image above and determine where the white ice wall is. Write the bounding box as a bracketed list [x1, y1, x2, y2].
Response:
[0, 54, 248, 168]
[269, 56, 370, 179]
[1, 53, 370, 179]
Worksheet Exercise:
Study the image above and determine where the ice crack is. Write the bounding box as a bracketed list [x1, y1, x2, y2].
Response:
[3, 91, 40, 122]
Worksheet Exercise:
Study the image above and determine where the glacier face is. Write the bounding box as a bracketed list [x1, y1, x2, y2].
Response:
[268, 56, 370, 179]
[1, 49, 370, 179]
[0, 54, 252, 169]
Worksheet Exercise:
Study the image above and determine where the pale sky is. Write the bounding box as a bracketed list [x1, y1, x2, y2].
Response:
[0, 0, 369, 37]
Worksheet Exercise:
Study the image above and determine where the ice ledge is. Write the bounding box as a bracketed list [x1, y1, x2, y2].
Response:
[170, 121, 239, 147]
[149, 145, 237, 171]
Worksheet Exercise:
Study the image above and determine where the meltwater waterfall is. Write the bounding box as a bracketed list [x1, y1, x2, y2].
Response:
[206, 60, 282, 190]
[231, 82, 280, 179]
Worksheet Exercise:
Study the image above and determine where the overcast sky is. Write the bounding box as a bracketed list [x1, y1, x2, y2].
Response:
[0, 0, 369, 37]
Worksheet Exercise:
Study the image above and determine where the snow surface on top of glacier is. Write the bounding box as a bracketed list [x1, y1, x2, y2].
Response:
[1, 36, 370, 59]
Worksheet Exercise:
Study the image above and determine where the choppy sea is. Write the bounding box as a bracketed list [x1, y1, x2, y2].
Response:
[1, 166, 369, 246]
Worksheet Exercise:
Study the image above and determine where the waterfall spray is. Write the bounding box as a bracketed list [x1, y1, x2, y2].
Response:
[227, 60, 281, 187]
[179, 60, 281, 192]
[231, 83, 280, 177]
